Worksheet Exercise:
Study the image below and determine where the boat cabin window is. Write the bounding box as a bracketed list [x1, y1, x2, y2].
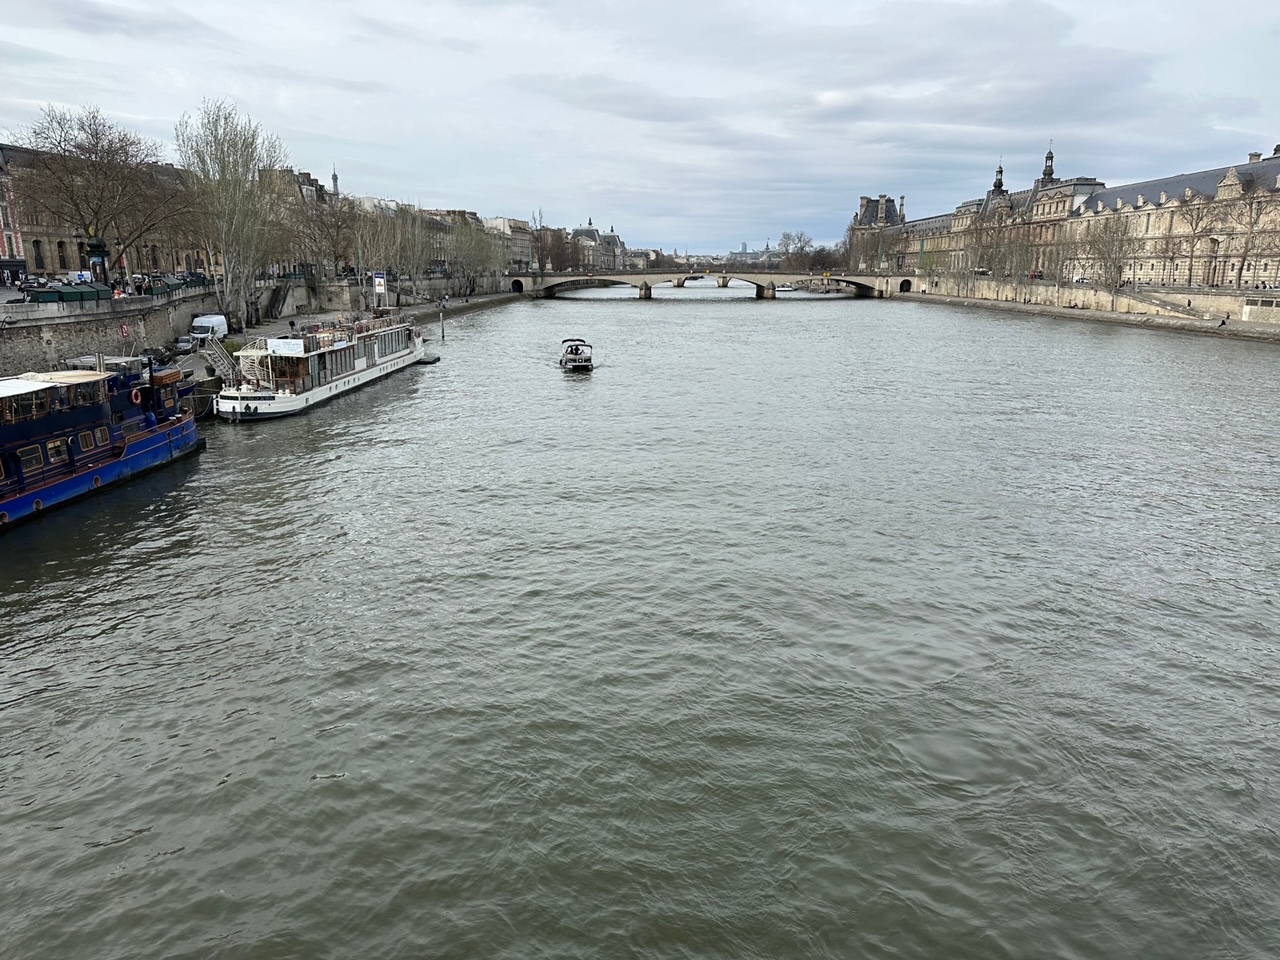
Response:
[95, 426, 110, 445]
[3, 389, 51, 423]
[79, 430, 96, 450]
[73, 381, 104, 406]
[120, 421, 141, 438]
[47, 438, 69, 465]
[18, 444, 43, 470]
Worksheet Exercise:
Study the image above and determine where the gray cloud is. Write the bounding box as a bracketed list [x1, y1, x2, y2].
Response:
[40, 0, 239, 42]
[0, 0, 1275, 250]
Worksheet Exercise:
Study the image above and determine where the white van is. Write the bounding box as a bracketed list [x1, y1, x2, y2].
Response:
[190, 314, 229, 344]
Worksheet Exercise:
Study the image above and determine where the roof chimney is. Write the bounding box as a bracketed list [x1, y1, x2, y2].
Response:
[1248, 151, 1262, 163]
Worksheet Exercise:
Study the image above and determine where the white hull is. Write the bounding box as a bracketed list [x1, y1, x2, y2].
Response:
[215, 337, 428, 421]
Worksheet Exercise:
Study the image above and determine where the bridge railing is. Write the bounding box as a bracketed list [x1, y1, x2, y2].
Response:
[523, 267, 897, 278]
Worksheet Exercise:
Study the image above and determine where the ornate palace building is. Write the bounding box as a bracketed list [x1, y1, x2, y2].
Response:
[870, 145, 1280, 290]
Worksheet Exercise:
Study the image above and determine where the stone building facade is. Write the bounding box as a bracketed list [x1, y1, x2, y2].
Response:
[871, 145, 1280, 292]
[569, 219, 627, 271]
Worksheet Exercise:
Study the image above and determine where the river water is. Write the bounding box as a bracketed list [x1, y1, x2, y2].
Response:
[3, 285, 1279, 959]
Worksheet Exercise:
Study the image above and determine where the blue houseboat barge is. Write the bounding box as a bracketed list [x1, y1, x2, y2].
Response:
[0, 365, 203, 529]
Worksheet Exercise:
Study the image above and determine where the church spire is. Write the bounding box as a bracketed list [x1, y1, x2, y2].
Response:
[1042, 144, 1055, 180]
[993, 163, 1005, 192]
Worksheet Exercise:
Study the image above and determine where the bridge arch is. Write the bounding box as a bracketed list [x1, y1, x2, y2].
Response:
[512, 271, 910, 299]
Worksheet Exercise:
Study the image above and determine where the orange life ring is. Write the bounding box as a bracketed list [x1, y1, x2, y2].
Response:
[130, 388, 142, 405]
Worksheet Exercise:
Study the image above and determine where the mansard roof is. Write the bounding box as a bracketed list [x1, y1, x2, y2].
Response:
[901, 212, 954, 237]
[1078, 153, 1280, 212]
[852, 195, 904, 227]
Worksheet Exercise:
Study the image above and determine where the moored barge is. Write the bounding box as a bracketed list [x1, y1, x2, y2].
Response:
[214, 310, 429, 421]
[1, 365, 203, 529]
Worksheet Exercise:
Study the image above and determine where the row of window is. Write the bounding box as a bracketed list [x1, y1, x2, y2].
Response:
[375, 329, 411, 358]
[27, 239, 167, 272]
[1, 426, 113, 481]
[1, 381, 107, 424]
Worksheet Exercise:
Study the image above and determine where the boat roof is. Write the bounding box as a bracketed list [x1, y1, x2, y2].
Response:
[0, 370, 111, 399]
[63, 355, 149, 373]
[562, 338, 589, 344]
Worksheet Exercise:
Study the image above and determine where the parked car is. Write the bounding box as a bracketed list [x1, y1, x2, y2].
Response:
[174, 334, 196, 353]
[1073, 276, 1090, 284]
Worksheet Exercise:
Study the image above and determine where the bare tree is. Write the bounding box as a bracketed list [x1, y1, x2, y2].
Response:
[10, 104, 194, 279]
[530, 208, 550, 277]
[293, 193, 358, 279]
[1081, 214, 1140, 309]
[843, 219, 887, 272]
[1222, 190, 1278, 288]
[992, 219, 1035, 299]
[175, 99, 291, 324]
[547, 227, 572, 272]
[808, 245, 840, 271]
[1173, 192, 1219, 286]
[449, 220, 500, 296]
[917, 248, 947, 289]
[1039, 236, 1081, 304]
[350, 206, 397, 309]
[776, 230, 813, 270]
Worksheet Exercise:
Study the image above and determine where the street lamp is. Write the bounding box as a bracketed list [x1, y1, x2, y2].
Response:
[114, 237, 128, 288]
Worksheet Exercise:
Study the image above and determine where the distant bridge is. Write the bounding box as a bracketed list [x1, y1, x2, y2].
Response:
[506, 270, 918, 299]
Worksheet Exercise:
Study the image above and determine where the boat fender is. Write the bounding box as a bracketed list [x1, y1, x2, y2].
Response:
[130, 388, 142, 405]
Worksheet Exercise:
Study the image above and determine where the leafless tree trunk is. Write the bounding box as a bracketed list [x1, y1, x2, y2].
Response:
[293, 194, 358, 280]
[175, 99, 290, 326]
[449, 220, 500, 296]
[1081, 215, 1140, 310]
[1222, 192, 1277, 289]
[530, 209, 550, 278]
[1175, 197, 1219, 286]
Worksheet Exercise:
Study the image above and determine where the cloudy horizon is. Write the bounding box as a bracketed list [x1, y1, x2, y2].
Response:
[2, 0, 1276, 252]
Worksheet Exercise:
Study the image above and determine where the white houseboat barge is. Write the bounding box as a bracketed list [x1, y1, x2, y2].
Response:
[214, 310, 429, 421]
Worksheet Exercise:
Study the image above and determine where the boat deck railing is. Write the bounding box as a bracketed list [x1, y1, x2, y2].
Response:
[270, 376, 312, 396]
[201, 338, 239, 383]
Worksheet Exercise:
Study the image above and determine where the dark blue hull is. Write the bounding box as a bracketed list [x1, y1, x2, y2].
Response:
[0, 416, 203, 529]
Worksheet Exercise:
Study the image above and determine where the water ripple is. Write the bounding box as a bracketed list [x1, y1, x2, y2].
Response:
[4, 293, 1280, 959]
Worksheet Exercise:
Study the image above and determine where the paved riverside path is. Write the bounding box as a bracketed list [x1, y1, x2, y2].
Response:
[901, 293, 1280, 344]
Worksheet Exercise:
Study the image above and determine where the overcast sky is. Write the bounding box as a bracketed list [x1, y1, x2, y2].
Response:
[2, 0, 1277, 251]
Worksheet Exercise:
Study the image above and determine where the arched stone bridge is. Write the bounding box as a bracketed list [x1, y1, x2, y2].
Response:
[506, 271, 918, 299]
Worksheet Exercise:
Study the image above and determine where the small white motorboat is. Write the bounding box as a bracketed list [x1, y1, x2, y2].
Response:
[560, 338, 593, 371]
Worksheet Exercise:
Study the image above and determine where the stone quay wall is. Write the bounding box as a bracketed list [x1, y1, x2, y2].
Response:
[0, 289, 222, 375]
[914, 276, 1273, 326]
[0, 274, 511, 376]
